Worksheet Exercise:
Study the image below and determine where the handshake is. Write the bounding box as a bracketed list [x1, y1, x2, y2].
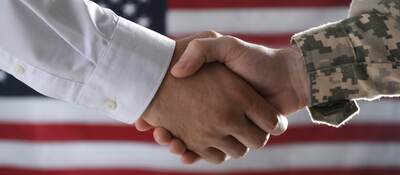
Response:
[136, 31, 310, 164]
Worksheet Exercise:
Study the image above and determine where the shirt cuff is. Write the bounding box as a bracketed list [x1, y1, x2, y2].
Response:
[77, 17, 175, 124]
[291, 20, 360, 127]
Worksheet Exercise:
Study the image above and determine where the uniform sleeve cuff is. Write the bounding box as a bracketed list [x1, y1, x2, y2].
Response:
[307, 100, 359, 127]
[77, 17, 175, 124]
[291, 20, 360, 127]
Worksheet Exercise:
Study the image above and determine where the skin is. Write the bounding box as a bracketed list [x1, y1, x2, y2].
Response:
[137, 31, 310, 164]
[138, 32, 286, 164]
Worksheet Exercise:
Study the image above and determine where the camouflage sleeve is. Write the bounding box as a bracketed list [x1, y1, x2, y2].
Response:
[291, 0, 400, 127]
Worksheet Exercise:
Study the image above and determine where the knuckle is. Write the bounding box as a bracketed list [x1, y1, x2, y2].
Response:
[220, 35, 247, 56]
[188, 39, 202, 48]
[221, 35, 241, 45]
[188, 39, 209, 53]
[203, 30, 220, 38]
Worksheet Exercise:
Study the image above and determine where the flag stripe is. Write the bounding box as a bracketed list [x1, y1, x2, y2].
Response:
[0, 142, 398, 170]
[0, 123, 398, 144]
[167, 8, 348, 35]
[0, 98, 117, 124]
[2, 0, 398, 174]
[0, 167, 398, 175]
[1, 98, 399, 125]
[168, 0, 351, 9]
[0, 123, 152, 142]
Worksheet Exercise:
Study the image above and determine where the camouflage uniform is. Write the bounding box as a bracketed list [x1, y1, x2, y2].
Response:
[292, 0, 400, 127]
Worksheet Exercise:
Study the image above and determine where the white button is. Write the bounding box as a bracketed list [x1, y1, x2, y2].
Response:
[14, 65, 26, 75]
[103, 99, 117, 112]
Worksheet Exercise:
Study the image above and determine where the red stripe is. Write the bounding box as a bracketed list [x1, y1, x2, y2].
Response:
[0, 167, 399, 175]
[168, 0, 351, 9]
[0, 122, 399, 144]
[0, 123, 154, 142]
[169, 33, 293, 47]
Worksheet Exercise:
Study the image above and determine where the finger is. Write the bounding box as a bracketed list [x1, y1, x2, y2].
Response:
[245, 94, 288, 136]
[172, 36, 235, 78]
[181, 150, 201, 164]
[153, 128, 173, 145]
[169, 139, 186, 155]
[213, 136, 249, 159]
[177, 31, 222, 50]
[272, 115, 289, 136]
[230, 119, 269, 149]
[135, 118, 154, 132]
[199, 147, 227, 164]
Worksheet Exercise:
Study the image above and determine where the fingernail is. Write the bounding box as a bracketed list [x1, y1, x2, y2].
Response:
[244, 147, 250, 155]
[270, 115, 288, 136]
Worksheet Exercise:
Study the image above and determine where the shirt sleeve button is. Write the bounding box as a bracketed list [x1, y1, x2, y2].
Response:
[14, 65, 26, 75]
[103, 99, 117, 112]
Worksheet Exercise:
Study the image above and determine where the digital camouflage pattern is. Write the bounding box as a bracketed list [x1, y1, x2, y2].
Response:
[292, 0, 400, 127]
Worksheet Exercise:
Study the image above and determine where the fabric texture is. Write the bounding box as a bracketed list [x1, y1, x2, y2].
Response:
[0, 0, 175, 123]
[292, 0, 400, 126]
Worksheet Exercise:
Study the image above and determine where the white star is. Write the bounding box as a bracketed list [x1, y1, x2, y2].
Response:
[123, 3, 137, 16]
[137, 16, 151, 27]
[0, 71, 7, 83]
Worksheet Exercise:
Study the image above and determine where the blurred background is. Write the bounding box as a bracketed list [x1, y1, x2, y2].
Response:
[1, 0, 399, 174]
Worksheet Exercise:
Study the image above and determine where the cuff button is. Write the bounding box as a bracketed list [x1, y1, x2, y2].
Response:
[103, 99, 117, 112]
[14, 65, 26, 75]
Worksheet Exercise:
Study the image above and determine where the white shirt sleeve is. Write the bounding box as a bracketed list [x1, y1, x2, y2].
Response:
[0, 0, 176, 123]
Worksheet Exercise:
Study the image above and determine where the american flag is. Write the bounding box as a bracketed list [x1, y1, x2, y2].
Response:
[0, 0, 400, 174]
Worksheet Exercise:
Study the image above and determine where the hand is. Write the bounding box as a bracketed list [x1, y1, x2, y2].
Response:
[172, 34, 309, 114]
[141, 31, 308, 164]
[137, 31, 287, 164]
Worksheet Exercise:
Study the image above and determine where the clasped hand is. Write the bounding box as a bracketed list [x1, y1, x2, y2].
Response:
[135, 31, 309, 164]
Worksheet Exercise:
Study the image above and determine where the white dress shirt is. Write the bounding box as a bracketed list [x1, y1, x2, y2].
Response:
[0, 0, 176, 123]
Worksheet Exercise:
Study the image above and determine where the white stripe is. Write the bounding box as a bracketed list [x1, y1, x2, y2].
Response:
[0, 97, 400, 125]
[167, 7, 348, 35]
[0, 97, 119, 124]
[0, 141, 399, 171]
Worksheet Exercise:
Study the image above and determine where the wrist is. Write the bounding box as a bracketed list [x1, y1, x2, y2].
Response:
[279, 45, 310, 109]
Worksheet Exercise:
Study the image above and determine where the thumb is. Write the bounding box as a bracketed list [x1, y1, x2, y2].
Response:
[171, 37, 230, 78]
